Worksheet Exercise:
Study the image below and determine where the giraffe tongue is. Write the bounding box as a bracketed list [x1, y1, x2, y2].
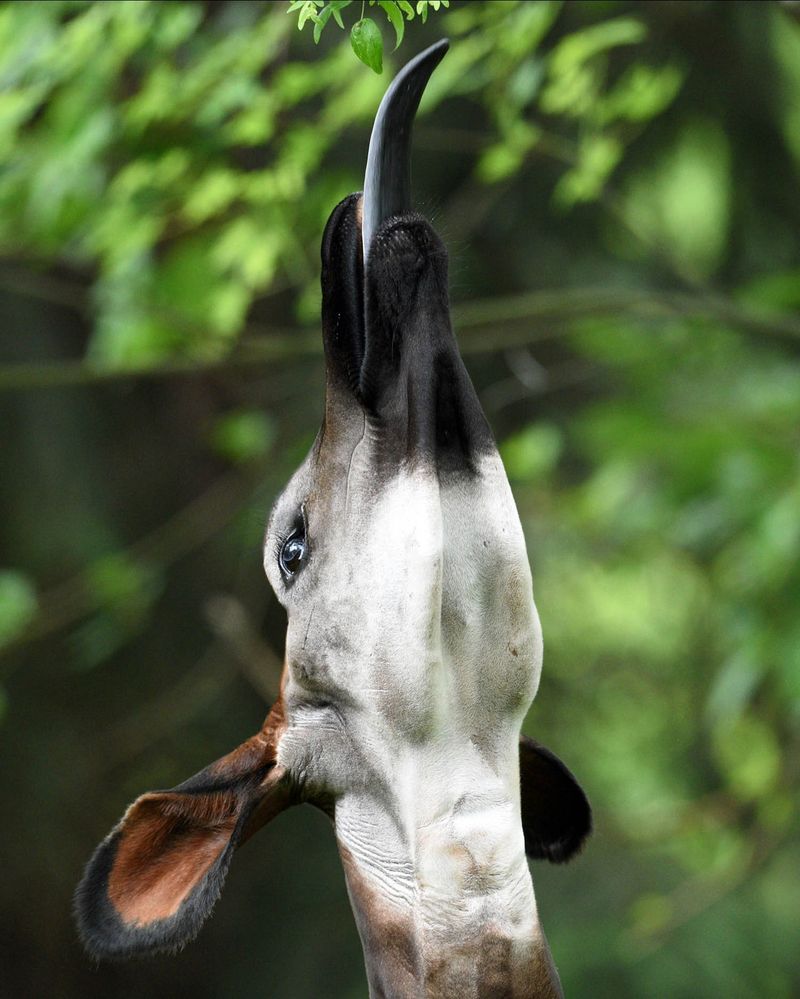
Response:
[361, 39, 448, 267]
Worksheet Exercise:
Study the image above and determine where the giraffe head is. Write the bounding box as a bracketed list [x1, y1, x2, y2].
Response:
[75, 43, 590, 981]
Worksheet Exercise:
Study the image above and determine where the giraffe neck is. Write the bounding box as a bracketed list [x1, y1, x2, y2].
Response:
[333, 751, 564, 999]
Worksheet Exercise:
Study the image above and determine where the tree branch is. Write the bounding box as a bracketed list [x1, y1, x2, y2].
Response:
[0, 287, 797, 392]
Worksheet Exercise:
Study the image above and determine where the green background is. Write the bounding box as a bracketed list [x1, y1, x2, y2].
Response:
[1, 2, 798, 996]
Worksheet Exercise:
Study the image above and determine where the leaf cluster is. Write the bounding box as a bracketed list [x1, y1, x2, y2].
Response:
[287, 0, 449, 73]
[0, 1, 684, 374]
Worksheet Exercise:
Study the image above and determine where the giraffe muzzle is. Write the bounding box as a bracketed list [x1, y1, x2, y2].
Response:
[320, 40, 493, 469]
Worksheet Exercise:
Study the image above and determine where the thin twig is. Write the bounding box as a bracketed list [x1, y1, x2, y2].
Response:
[204, 593, 282, 703]
[624, 830, 784, 959]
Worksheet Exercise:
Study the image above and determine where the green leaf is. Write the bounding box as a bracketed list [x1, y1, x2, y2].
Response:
[351, 18, 383, 73]
[396, 0, 414, 15]
[595, 62, 684, 126]
[414, 0, 447, 21]
[329, 0, 353, 28]
[554, 132, 622, 207]
[542, 18, 648, 117]
[313, 5, 333, 43]
[295, 1, 324, 31]
[550, 16, 647, 75]
[312, 0, 353, 43]
[377, 1, 404, 50]
[0, 570, 38, 648]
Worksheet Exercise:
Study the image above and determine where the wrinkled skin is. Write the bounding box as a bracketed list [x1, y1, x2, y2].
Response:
[264, 197, 556, 996]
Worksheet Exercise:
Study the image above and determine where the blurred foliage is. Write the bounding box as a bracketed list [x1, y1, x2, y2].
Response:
[1, 2, 799, 997]
[0, 0, 685, 368]
[0, 569, 37, 648]
[209, 407, 276, 463]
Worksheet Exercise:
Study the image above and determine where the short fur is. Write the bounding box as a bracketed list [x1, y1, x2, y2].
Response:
[519, 736, 592, 864]
[75, 702, 289, 958]
[75, 46, 592, 995]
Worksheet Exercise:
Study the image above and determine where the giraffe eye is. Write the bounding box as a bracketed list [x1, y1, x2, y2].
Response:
[279, 532, 308, 579]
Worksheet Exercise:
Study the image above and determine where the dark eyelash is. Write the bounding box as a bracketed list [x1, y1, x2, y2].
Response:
[271, 531, 289, 562]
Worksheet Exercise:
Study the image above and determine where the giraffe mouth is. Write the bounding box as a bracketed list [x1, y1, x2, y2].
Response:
[320, 39, 492, 466]
[355, 39, 452, 413]
[320, 41, 450, 406]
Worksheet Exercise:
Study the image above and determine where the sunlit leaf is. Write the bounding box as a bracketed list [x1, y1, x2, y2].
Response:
[554, 131, 622, 207]
[330, 1, 353, 29]
[595, 62, 684, 126]
[313, 6, 333, 44]
[542, 17, 646, 116]
[350, 17, 383, 73]
[377, 1, 405, 50]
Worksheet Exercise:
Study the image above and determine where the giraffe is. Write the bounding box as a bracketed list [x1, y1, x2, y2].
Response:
[74, 41, 591, 998]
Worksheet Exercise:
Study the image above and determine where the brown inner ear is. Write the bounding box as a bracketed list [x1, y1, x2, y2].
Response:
[108, 793, 239, 926]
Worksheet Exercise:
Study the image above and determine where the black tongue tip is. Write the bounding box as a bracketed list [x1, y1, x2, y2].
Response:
[362, 39, 449, 265]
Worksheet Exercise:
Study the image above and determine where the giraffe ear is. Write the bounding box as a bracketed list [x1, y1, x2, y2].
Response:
[519, 735, 592, 864]
[74, 717, 292, 960]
